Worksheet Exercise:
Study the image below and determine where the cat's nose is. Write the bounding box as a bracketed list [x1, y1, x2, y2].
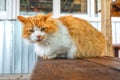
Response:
[36, 35, 41, 39]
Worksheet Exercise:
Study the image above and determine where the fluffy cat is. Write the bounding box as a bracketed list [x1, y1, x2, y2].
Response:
[17, 13, 105, 59]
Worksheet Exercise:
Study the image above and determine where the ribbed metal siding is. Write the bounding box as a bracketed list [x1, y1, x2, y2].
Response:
[0, 20, 36, 74]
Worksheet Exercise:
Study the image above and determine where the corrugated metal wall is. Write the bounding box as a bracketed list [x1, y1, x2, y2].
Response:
[0, 20, 36, 74]
[0, 20, 120, 74]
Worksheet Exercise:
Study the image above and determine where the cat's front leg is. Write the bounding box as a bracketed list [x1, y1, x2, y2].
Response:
[47, 54, 57, 59]
[43, 55, 48, 59]
[35, 44, 53, 59]
[67, 44, 77, 59]
[35, 46, 58, 59]
[42, 54, 57, 59]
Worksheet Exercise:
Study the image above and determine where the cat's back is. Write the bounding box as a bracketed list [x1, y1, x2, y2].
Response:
[58, 16, 105, 58]
[58, 16, 103, 38]
[58, 16, 91, 30]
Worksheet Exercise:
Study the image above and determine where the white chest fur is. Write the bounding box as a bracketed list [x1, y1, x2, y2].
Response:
[34, 20, 76, 59]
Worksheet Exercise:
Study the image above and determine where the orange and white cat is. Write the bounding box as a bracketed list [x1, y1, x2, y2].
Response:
[17, 13, 105, 59]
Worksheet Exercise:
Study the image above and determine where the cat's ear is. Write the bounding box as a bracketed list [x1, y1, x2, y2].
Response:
[17, 16, 27, 23]
[45, 13, 52, 18]
[42, 13, 52, 21]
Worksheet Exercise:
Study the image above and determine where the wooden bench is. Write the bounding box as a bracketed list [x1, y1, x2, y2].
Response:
[30, 57, 120, 80]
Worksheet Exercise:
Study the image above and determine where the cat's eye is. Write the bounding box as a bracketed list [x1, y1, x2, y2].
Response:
[29, 29, 34, 33]
[41, 28, 46, 31]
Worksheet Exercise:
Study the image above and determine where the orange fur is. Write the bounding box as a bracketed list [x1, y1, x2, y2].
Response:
[18, 13, 105, 58]
[59, 16, 105, 58]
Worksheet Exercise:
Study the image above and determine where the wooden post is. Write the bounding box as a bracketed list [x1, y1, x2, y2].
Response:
[101, 0, 114, 57]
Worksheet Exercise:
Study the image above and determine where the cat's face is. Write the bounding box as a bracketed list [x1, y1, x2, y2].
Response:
[17, 13, 58, 43]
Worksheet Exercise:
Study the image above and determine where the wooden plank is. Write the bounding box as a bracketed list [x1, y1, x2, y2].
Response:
[101, 0, 114, 56]
[96, 57, 120, 62]
[85, 57, 120, 71]
[0, 74, 29, 80]
[30, 58, 120, 80]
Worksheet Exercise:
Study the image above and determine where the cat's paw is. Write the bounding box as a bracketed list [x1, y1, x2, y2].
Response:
[42, 54, 57, 59]
[47, 54, 57, 59]
[42, 55, 48, 59]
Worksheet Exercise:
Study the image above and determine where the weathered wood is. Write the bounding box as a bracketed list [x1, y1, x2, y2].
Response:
[85, 57, 120, 70]
[0, 74, 29, 80]
[96, 57, 120, 62]
[101, 0, 114, 57]
[30, 57, 120, 80]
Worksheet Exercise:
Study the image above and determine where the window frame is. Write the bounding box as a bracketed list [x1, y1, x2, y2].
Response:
[52, 0, 102, 21]
[0, 0, 7, 19]
[0, 0, 19, 19]
[4, 0, 120, 21]
[53, 0, 91, 18]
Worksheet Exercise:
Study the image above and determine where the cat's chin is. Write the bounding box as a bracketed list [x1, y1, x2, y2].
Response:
[36, 39, 42, 42]
[35, 40, 46, 44]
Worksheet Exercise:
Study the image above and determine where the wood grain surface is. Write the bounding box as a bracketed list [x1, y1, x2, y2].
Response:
[30, 57, 120, 80]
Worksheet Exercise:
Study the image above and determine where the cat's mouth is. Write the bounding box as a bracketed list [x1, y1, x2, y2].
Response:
[30, 36, 46, 43]
[35, 38, 43, 42]
[36, 36, 44, 42]
[36, 38, 45, 43]
[36, 36, 47, 43]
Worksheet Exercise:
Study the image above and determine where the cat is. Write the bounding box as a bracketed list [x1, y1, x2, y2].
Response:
[17, 13, 105, 59]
